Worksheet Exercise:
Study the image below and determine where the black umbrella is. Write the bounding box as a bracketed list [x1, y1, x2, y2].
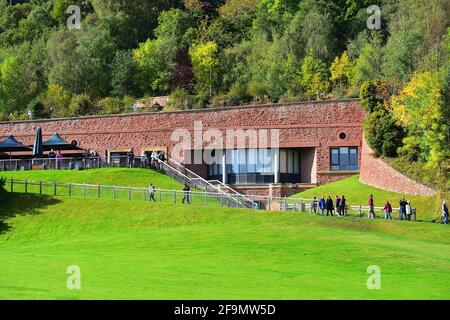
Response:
[43, 133, 81, 151]
[0, 134, 31, 152]
[0, 134, 31, 160]
[32, 127, 43, 159]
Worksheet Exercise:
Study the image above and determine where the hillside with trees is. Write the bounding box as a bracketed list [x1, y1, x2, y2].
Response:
[0, 0, 449, 192]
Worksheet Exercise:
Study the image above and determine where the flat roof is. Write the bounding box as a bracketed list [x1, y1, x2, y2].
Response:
[0, 98, 360, 125]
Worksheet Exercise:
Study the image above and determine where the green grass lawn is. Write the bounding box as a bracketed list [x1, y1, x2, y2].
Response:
[0, 168, 183, 190]
[293, 175, 436, 221]
[0, 192, 449, 300]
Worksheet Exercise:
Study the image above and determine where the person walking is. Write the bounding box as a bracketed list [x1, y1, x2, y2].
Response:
[382, 201, 393, 220]
[312, 196, 318, 213]
[48, 148, 56, 170]
[340, 195, 346, 217]
[326, 196, 334, 216]
[149, 183, 156, 202]
[319, 196, 325, 216]
[405, 201, 412, 221]
[335, 195, 341, 216]
[399, 197, 407, 220]
[442, 200, 449, 224]
[127, 148, 135, 168]
[182, 183, 191, 204]
[55, 150, 63, 170]
[368, 194, 376, 219]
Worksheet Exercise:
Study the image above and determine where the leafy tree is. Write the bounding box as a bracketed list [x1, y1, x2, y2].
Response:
[111, 50, 135, 97]
[189, 41, 219, 97]
[330, 51, 351, 87]
[391, 71, 450, 172]
[42, 84, 71, 117]
[300, 52, 329, 100]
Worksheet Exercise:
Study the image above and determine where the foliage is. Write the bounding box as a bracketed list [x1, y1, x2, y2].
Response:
[391, 71, 450, 173]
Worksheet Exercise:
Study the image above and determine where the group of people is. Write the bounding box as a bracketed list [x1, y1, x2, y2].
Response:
[48, 149, 63, 169]
[148, 183, 191, 204]
[127, 149, 167, 169]
[311, 195, 347, 217]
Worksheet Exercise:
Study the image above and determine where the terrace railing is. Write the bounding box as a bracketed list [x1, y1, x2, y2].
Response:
[3, 178, 417, 221]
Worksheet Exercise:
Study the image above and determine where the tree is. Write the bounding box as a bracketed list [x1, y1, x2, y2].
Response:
[360, 80, 404, 157]
[111, 50, 135, 97]
[300, 52, 329, 100]
[391, 71, 450, 171]
[42, 84, 71, 118]
[330, 51, 351, 87]
[189, 41, 219, 97]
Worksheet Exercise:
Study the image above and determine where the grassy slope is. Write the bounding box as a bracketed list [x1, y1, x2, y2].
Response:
[0, 193, 449, 300]
[292, 175, 435, 221]
[0, 168, 183, 189]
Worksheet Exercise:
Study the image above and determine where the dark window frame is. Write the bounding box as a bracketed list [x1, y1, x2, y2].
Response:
[330, 147, 359, 171]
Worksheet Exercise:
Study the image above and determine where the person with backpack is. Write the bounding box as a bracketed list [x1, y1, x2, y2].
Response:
[382, 201, 393, 220]
[182, 183, 191, 204]
[318, 196, 326, 216]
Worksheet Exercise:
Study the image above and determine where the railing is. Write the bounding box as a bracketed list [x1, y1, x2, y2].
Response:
[153, 158, 255, 209]
[2, 178, 417, 221]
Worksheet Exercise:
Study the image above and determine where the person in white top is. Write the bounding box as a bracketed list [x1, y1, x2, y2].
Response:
[405, 201, 412, 221]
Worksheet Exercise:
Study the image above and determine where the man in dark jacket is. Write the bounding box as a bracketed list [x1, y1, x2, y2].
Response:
[318, 197, 326, 216]
[340, 195, 346, 216]
[182, 184, 191, 204]
[326, 196, 334, 216]
[399, 197, 407, 220]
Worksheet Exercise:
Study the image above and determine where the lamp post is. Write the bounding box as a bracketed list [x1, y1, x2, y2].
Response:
[28, 110, 33, 120]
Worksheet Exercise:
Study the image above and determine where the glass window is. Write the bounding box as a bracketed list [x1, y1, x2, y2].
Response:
[280, 149, 287, 173]
[294, 150, 300, 174]
[247, 149, 257, 173]
[330, 147, 358, 171]
[287, 150, 294, 173]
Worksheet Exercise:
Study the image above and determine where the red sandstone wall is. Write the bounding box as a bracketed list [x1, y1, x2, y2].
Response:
[359, 136, 435, 196]
[0, 99, 365, 186]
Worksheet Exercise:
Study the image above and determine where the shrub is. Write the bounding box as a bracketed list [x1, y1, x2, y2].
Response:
[69, 94, 95, 116]
[164, 88, 192, 111]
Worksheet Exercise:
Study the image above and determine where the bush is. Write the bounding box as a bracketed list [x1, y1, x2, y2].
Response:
[364, 110, 405, 157]
[69, 94, 95, 116]
[27, 98, 46, 119]
[164, 88, 193, 111]
[96, 97, 126, 115]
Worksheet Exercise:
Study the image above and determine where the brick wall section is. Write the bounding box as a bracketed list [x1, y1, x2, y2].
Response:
[0, 99, 365, 186]
[359, 136, 435, 196]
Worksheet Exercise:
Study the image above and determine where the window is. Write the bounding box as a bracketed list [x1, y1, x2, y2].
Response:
[330, 147, 358, 171]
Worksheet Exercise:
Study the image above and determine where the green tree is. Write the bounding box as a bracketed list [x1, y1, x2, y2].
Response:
[189, 41, 219, 97]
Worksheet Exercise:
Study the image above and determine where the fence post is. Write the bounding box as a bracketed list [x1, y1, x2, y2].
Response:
[112, 186, 115, 199]
[359, 205, 362, 217]
[204, 192, 207, 205]
[83, 184, 86, 198]
[68, 184, 72, 197]
[25, 179, 28, 193]
[174, 191, 177, 204]
[159, 189, 162, 202]
[53, 182, 57, 196]
[10, 178, 13, 192]
[98, 185, 101, 198]
[128, 188, 131, 201]
[40, 180, 43, 194]
[221, 193, 224, 207]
